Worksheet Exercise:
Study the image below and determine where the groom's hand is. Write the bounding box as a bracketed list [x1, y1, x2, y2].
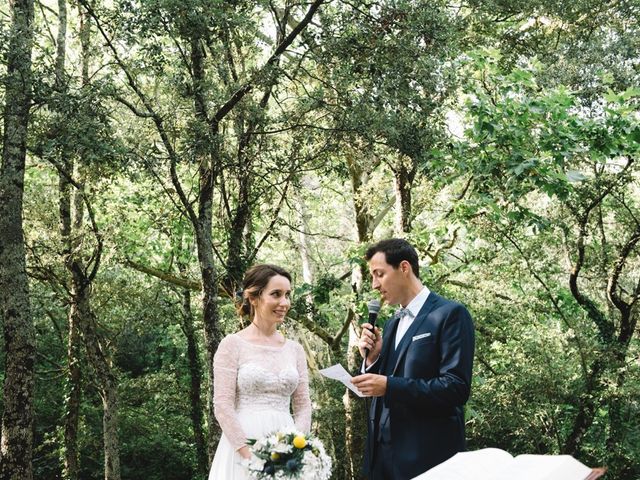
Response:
[351, 373, 387, 397]
[359, 323, 382, 365]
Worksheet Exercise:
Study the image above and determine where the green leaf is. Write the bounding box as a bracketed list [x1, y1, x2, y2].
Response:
[621, 87, 640, 100]
[566, 170, 587, 183]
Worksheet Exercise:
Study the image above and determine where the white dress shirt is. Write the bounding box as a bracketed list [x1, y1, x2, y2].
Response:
[394, 286, 430, 349]
[363, 286, 431, 372]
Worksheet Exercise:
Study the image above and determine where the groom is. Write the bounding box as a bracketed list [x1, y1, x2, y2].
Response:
[352, 238, 475, 480]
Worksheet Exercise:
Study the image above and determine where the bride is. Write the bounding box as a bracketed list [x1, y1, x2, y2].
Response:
[208, 264, 311, 480]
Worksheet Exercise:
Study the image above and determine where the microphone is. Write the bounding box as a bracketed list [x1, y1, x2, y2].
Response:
[364, 299, 381, 358]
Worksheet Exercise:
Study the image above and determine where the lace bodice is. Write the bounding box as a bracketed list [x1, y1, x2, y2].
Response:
[213, 334, 312, 450]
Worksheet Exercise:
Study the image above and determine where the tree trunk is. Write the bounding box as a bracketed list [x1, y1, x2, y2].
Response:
[68, 161, 120, 480]
[392, 158, 416, 235]
[345, 329, 367, 480]
[293, 182, 317, 336]
[72, 12, 119, 466]
[59, 153, 83, 480]
[53, 1, 83, 478]
[177, 257, 208, 478]
[294, 181, 314, 285]
[0, 0, 36, 478]
[605, 307, 635, 459]
[223, 68, 278, 295]
[60, 151, 82, 480]
[328, 349, 350, 480]
[347, 157, 371, 245]
[77, 289, 121, 480]
[563, 211, 621, 455]
[345, 156, 372, 479]
[189, 32, 223, 458]
[223, 126, 252, 295]
[224, 174, 251, 295]
[64, 303, 83, 480]
[100, 377, 121, 480]
[196, 221, 221, 459]
[606, 365, 627, 454]
[563, 356, 606, 455]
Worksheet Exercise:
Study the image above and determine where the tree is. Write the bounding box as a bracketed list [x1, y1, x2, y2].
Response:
[315, 0, 461, 234]
[450, 52, 640, 477]
[0, 0, 36, 478]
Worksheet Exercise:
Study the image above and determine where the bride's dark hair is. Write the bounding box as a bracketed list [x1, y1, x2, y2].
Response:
[238, 264, 292, 318]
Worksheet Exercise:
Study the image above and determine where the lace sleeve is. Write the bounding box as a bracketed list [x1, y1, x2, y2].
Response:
[292, 342, 312, 433]
[213, 335, 247, 450]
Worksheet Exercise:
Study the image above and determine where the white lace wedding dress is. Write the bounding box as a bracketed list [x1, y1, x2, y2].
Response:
[207, 334, 311, 480]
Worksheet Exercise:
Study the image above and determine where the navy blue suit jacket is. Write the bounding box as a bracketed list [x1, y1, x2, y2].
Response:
[363, 292, 475, 480]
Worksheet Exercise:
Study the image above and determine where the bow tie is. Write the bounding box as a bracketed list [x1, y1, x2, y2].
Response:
[395, 307, 414, 319]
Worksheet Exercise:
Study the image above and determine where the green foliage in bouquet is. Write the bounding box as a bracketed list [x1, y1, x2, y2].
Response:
[245, 429, 332, 480]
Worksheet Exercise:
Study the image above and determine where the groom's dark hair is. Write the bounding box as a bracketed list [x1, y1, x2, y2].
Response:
[365, 238, 419, 278]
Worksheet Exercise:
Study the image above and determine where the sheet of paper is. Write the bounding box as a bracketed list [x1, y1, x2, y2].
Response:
[319, 364, 367, 397]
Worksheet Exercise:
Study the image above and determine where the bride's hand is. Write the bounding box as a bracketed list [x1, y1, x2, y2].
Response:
[238, 446, 252, 460]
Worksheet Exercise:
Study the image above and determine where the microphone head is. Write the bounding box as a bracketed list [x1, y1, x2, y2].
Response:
[367, 299, 381, 314]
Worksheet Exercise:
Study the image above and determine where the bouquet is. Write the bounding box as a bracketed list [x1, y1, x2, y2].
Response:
[244, 429, 332, 480]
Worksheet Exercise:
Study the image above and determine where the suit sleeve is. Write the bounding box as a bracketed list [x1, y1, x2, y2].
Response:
[385, 304, 475, 411]
[363, 318, 396, 375]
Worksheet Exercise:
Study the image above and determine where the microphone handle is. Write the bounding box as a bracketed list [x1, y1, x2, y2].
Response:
[364, 312, 378, 358]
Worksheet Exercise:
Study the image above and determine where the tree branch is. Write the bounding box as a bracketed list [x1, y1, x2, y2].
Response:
[212, 0, 325, 125]
[124, 257, 202, 291]
[607, 224, 640, 312]
[247, 173, 293, 264]
[504, 231, 589, 377]
[46, 157, 103, 284]
[332, 307, 355, 351]
[78, 0, 200, 229]
[289, 306, 354, 353]
[567, 160, 635, 342]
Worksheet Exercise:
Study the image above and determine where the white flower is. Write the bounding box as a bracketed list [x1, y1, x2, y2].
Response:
[271, 443, 293, 454]
[244, 429, 332, 479]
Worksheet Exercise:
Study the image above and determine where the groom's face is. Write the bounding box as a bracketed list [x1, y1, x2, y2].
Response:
[368, 251, 408, 306]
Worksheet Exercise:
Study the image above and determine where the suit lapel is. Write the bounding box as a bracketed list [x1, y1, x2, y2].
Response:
[378, 315, 400, 373]
[391, 292, 440, 375]
[370, 315, 400, 418]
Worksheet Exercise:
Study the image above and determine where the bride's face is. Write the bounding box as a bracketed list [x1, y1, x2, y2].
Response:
[252, 275, 291, 325]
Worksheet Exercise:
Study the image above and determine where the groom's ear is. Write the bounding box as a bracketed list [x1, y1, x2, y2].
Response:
[399, 260, 411, 275]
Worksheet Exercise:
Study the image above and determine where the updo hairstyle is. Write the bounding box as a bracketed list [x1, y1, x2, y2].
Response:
[238, 264, 292, 319]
